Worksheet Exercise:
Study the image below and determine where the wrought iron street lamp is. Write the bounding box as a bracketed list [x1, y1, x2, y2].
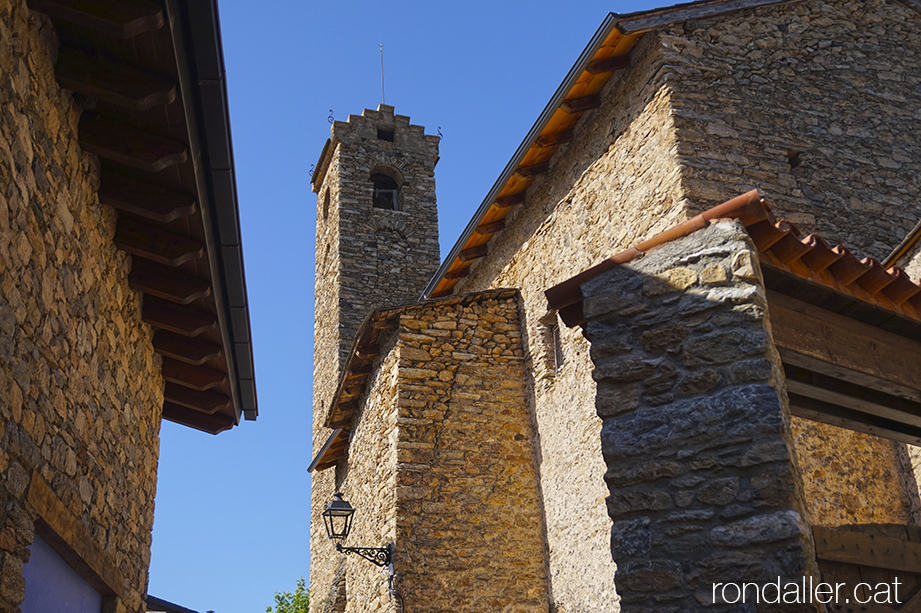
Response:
[322, 493, 393, 568]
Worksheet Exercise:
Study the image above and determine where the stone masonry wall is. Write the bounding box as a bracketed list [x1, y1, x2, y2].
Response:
[664, 0, 921, 261]
[0, 4, 164, 612]
[392, 293, 547, 612]
[454, 33, 689, 612]
[579, 221, 816, 612]
[310, 293, 549, 612]
[791, 418, 913, 527]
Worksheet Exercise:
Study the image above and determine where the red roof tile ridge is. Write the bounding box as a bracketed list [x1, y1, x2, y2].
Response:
[546, 189, 921, 328]
[545, 189, 767, 309]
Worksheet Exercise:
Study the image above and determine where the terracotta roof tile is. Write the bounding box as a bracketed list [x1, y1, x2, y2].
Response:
[546, 190, 921, 327]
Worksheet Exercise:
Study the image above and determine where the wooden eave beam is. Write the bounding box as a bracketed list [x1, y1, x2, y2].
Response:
[27, 0, 165, 39]
[784, 364, 921, 427]
[99, 169, 195, 223]
[142, 296, 216, 337]
[536, 129, 574, 148]
[161, 358, 226, 391]
[459, 244, 488, 262]
[79, 117, 188, 173]
[444, 267, 470, 280]
[115, 218, 203, 266]
[56, 47, 176, 112]
[162, 402, 234, 434]
[585, 55, 631, 74]
[813, 526, 921, 574]
[769, 291, 921, 400]
[327, 417, 352, 429]
[164, 383, 230, 415]
[475, 220, 505, 235]
[355, 346, 379, 361]
[561, 94, 601, 114]
[339, 389, 361, 402]
[495, 192, 526, 208]
[344, 364, 371, 379]
[153, 331, 222, 366]
[788, 393, 921, 446]
[128, 260, 210, 305]
[514, 160, 550, 179]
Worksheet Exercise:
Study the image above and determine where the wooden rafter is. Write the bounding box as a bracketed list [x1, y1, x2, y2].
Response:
[162, 402, 234, 434]
[784, 364, 921, 427]
[27, 0, 164, 39]
[142, 296, 216, 337]
[128, 260, 210, 305]
[444, 267, 470, 280]
[561, 94, 601, 114]
[56, 47, 176, 111]
[514, 160, 550, 179]
[789, 393, 921, 446]
[585, 55, 630, 74]
[536, 129, 574, 148]
[814, 526, 921, 574]
[115, 217, 203, 266]
[164, 383, 230, 415]
[355, 345, 379, 361]
[770, 291, 921, 401]
[161, 359, 226, 391]
[474, 220, 505, 235]
[153, 331, 222, 366]
[495, 192, 526, 208]
[79, 117, 188, 173]
[459, 244, 488, 262]
[99, 169, 195, 223]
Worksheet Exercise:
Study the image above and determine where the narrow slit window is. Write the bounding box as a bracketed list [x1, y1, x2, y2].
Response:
[371, 173, 399, 210]
[551, 323, 565, 371]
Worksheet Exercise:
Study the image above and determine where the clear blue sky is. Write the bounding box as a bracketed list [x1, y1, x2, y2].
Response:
[147, 1, 660, 611]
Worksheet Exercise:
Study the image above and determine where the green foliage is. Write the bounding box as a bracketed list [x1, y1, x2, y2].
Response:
[266, 577, 309, 613]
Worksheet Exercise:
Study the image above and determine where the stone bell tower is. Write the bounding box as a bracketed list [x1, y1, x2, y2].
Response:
[310, 103, 440, 430]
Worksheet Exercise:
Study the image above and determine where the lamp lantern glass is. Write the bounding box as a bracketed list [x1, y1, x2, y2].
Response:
[322, 492, 355, 541]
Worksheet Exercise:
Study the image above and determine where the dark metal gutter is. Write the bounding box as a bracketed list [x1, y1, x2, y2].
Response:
[165, 0, 258, 422]
[420, 12, 618, 299]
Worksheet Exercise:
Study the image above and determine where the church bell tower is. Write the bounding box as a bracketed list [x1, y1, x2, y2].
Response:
[310, 104, 440, 432]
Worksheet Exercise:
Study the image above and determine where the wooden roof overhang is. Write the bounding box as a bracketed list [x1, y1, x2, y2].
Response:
[29, 0, 257, 433]
[546, 190, 921, 445]
[308, 288, 519, 472]
[421, 0, 807, 300]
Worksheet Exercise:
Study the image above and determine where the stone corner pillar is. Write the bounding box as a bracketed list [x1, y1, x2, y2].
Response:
[579, 220, 818, 612]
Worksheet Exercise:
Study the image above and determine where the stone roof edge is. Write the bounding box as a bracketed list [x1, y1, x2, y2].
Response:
[310, 137, 335, 193]
[321, 287, 521, 431]
[309, 287, 520, 472]
[612, 0, 801, 33]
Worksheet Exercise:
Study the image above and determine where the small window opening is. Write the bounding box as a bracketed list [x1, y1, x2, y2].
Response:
[540, 311, 565, 376]
[322, 189, 330, 219]
[377, 128, 394, 142]
[371, 173, 399, 210]
[787, 150, 802, 169]
[551, 323, 565, 371]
